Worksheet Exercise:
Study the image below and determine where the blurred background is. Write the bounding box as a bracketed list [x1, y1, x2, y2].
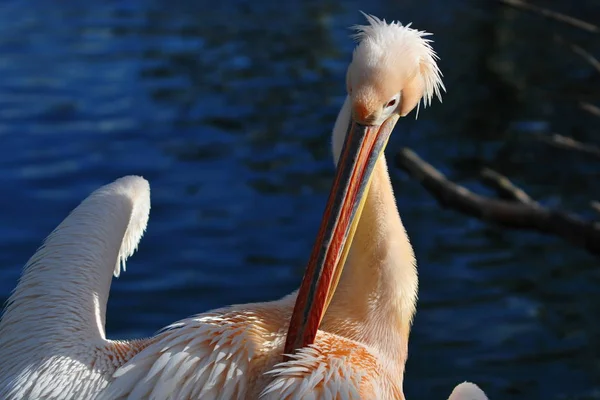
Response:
[0, 0, 598, 398]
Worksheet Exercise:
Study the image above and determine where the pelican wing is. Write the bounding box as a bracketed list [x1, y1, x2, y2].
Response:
[0, 176, 151, 400]
[261, 332, 402, 400]
[100, 309, 269, 400]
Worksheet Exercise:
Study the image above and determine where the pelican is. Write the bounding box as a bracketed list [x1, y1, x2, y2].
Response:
[0, 13, 488, 400]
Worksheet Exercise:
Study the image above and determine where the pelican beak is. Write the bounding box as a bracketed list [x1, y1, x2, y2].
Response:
[284, 114, 400, 357]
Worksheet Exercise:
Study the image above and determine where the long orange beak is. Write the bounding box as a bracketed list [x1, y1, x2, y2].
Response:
[283, 114, 400, 357]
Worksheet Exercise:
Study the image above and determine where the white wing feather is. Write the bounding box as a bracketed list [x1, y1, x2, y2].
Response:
[100, 311, 266, 400]
[447, 382, 489, 400]
[0, 176, 150, 400]
[260, 334, 394, 400]
[261, 348, 362, 400]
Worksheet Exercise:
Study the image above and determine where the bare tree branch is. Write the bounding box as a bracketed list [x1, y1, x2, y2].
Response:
[580, 102, 600, 117]
[480, 168, 537, 205]
[532, 133, 600, 160]
[395, 148, 600, 257]
[496, 0, 599, 33]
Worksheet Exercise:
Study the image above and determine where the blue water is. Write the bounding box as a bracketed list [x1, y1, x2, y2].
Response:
[0, 1, 599, 398]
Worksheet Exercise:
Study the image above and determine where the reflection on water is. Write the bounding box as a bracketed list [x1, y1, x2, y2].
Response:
[0, 1, 598, 398]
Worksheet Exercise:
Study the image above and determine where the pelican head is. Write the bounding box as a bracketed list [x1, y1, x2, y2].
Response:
[284, 13, 445, 355]
[347, 13, 444, 123]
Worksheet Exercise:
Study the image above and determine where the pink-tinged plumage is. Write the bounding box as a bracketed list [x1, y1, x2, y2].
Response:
[0, 13, 488, 400]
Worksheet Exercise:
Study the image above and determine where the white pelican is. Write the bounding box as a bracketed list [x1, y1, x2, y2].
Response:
[0, 13, 488, 400]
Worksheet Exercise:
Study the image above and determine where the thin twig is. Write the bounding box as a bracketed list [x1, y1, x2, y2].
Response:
[480, 168, 537, 205]
[395, 148, 600, 257]
[532, 133, 600, 160]
[497, 0, 599, 34]
[555, 35, 600, 74]
[580, 102, 600, 117]
[591, 201, 600, 216]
